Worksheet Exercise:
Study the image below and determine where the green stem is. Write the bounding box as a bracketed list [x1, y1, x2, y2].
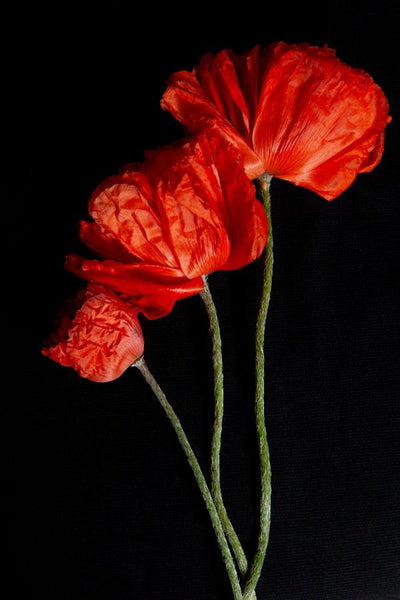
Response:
[135, 357, 243, 600]
[200, 278, 250, 580]
[243, 174, 273, 600]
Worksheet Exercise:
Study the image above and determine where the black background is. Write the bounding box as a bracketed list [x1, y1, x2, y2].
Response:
[6, 1, 400, 599]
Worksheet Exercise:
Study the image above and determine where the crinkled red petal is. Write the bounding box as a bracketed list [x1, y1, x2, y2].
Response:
[65, 254, 204, 319]
[252, 42, 390, 199]
[88, 174, 178, 267]
[204, 136, 268, 270]
[161, 71, 263, 180]
[79, 221, 137, 263]
[143, 137, 232, 279]
[196, 50, 252, 143]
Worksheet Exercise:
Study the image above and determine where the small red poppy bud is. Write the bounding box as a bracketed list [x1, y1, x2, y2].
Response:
[43, 283, 144, 382]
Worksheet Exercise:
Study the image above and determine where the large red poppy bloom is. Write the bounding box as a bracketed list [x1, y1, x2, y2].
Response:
[161, 42, 391, 200]
[66, 136, 268, 319]
[43, 283, 144, 382]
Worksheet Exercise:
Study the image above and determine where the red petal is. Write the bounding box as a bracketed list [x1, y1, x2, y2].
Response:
[65, 254, 204, 319]
[161, 71, 263, 179]
[359, 126, 390, 173]
[252, 42, 390, 198]
[43, 283, 144, 382]
[144, 138, 232, 279]
[79, 221, 137, 263]
[233, 44, 262, 127]
[205, 136, 268, 270]
[196, 50, 252, 143]
[88, 174, 178, 267]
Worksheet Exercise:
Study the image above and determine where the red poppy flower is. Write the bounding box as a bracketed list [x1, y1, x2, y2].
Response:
[161, 42, 391, 200]
[66, 136, 268, 319]
[43, 283, 144, 382]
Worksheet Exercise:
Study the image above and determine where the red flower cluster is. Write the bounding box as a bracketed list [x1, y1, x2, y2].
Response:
[44, 41, 390, 381]
[44, 136, 267, 380]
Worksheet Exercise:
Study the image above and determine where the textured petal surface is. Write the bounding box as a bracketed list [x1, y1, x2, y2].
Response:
[65, 254, 204, 319]
[144, 138, 232, 279]
[197, 50, 252, 143]
[79, 221, 137, 263]
[205, 136, 268, 270]
[253, 42, 391, 199]
[233, 44, 262, 124]
[43, 283, 144, 382]
[161, 71, 264, 179]
[88, 174, 178, 266]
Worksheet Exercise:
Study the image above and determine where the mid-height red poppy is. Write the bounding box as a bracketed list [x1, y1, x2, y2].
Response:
[42, 283, 144, 382]
[66, 136, 268, 318]
[161, 42, 391, 200]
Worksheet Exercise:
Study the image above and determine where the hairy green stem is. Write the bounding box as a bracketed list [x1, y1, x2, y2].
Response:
[243, 174, 273, 600]
[135, 357, 243, 600]
[200, 278, 251, 584]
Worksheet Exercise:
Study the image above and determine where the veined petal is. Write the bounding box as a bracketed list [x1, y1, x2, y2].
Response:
[233, 44, 261, 127]
[89, 174, 178, 267]
[195, 53, 229, 119]
[196, 50, 252, 142]
[252, 42, 390, 197]
[161, 71, 264, 179]
[145, 138, 232, 279]
[207, 137, 268, 269]
[65, 254, 204, 319]
[79, 221, 138, 263]
[288, 124, 388, 200]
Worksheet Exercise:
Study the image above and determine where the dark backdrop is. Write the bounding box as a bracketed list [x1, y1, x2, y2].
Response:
[6, 2, 400, 599]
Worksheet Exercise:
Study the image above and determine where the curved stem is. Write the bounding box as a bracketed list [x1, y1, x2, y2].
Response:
[200, 278, 250, 579]
[243, 174, 273, 600]
[135, 357, 243, 600]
